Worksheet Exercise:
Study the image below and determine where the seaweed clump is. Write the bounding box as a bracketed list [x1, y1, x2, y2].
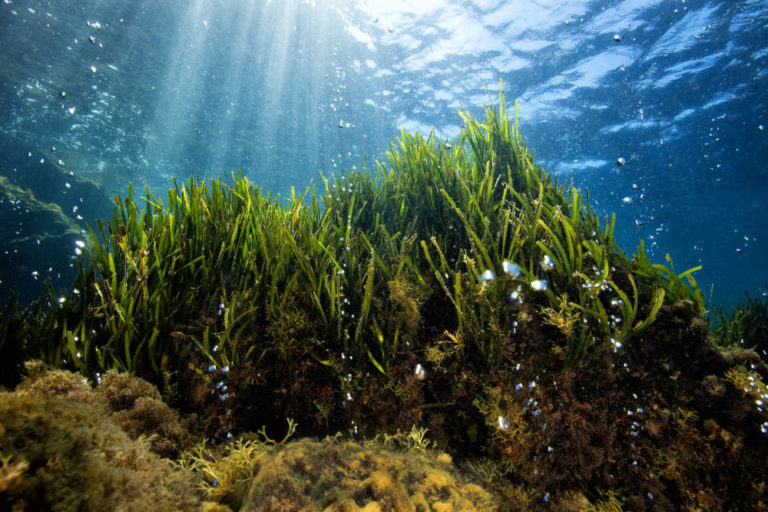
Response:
[180, 427, 497, 511]
[1, 84, 767, 508]
[0, 365, 200, 511]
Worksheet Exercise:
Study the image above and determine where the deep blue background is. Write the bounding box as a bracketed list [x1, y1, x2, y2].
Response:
[0, 0, 766, 307]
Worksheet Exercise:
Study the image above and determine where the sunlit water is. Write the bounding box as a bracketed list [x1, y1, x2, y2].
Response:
[1, 0, 766, 307]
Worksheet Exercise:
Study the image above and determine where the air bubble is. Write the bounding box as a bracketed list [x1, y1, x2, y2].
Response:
[479, 269, 496, 283]
[502, 260, 521, 277]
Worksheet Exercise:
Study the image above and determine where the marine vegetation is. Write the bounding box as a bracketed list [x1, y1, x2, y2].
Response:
[1, 84, 767, 509]
[1, 364, 503, 511]
[710, 288, 768, 361]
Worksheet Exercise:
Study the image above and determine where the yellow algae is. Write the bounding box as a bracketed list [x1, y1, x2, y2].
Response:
[0, 391, 199, 511]
[423, 471, 451, 492]
[183, 429, 499, 511]
[436, 452, 453, 468]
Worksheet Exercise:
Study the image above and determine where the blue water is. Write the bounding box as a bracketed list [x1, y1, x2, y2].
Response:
[1, 0, 766, 307]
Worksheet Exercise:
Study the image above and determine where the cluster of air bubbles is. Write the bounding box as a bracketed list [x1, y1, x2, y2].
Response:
[735, 234, 754, 255]
[510, 286, 523, 304]
[530, 279, 548, 291]
[207, 363, 230, 374]
[206, 363, 233, 437]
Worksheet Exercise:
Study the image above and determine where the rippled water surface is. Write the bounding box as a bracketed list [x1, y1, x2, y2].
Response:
[1, 0, 766, 305]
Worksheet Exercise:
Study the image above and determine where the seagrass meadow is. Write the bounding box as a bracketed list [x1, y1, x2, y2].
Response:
[2, 90, 768, 511]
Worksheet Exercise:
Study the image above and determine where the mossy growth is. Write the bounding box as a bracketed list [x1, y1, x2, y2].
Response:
[2, 83, 768, 508]
[179, 427, 500, 511]
[0, 366, 202, 511]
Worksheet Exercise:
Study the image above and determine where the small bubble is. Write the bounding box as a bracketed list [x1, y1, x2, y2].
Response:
[67, 106, 76, 115]
[531, 279, 548, 291]
[479, 269, 496, 283]
[622, 196, 633, 205]
[759, 124, 764, 131]
[540, 255, 555, 271]
[617, 157, 626, 166]
[613, 34, 622, 41]
[414, 363, 426, 381]
[502, 260, 521, 277]
[497, 416, 510, 431]
[89, 65, 97, 73]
